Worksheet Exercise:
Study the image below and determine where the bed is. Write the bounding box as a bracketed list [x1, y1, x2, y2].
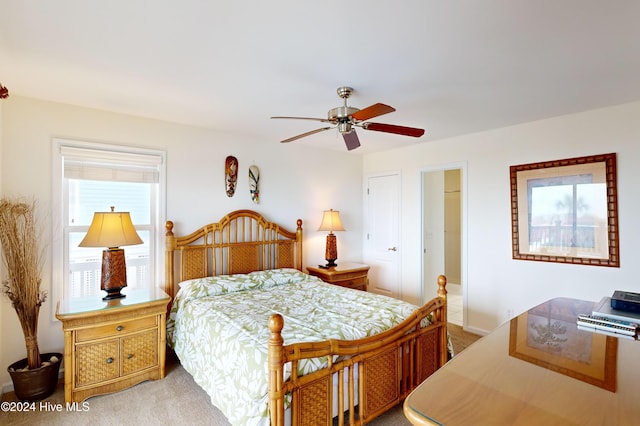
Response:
[164, 210, 448, 425]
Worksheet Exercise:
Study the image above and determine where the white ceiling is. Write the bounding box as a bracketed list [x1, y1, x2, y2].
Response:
[2, 1, 640, 154]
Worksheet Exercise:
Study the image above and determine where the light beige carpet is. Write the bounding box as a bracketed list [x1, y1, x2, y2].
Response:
[1, 324, 480, 425]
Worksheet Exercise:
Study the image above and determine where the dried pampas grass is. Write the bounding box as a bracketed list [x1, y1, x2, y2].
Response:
[0, 198, 46, 370]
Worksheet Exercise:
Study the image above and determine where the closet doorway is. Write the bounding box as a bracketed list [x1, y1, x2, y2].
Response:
[421, 164, 466, 326]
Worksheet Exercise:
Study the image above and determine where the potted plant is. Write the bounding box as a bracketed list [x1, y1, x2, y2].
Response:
[0, 198, 62, 401]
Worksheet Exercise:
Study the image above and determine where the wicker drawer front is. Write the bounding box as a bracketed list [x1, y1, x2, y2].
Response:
[76, 316, 157, 342]
[121, 329, 158, 375]
[76, 340, 119, 386]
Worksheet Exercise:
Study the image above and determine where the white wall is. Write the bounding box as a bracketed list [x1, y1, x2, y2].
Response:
[364, 101, 640, 335]
[0, 96, 363, 389]
[3, 95, 639, 389]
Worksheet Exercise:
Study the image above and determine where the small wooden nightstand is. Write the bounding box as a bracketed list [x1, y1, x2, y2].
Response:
[55, 287, 171, 403]
[307, 262, 370, 291]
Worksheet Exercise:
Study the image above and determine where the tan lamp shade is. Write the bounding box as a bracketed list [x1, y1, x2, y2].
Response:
[79, 210, 143, 248]
[318, 209, 345, 233]
[318, 209, 345, 268]
[79, 208, 143, 300]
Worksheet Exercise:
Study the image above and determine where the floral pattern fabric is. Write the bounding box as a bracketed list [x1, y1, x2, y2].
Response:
[167, 268, 433, 426]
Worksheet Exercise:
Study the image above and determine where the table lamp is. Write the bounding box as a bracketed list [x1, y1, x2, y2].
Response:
[318, 209, 345, 268]
[79, 207, 143, 300]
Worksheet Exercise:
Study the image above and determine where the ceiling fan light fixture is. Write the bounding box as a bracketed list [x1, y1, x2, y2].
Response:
[337, 121, 352, 133]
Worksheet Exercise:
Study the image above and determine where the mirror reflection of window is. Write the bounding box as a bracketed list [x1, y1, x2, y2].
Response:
[528, 175, 607, 256]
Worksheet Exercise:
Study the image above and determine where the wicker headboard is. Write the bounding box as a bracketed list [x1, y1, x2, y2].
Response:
[164, 209, 303, 299]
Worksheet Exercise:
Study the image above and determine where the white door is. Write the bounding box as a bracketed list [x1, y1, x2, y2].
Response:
[364, 173, 400, 298]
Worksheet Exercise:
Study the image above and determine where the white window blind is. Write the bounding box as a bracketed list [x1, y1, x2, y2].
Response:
[61, 146, 161, 183]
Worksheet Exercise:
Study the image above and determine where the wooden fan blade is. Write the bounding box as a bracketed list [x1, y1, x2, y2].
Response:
[363, 122, 425, 137]
[280, 127, 332, 143]
[271, 116, 334, 123]
[343, 130, 361, 151]
[351, 103, 396, 121]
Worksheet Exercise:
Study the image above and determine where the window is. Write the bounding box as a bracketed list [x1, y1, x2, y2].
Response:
[52, 140, 166, 301]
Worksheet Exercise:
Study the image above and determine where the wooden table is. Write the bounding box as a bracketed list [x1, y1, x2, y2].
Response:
[404, 297, 640, 425]
[306, 262, 369, 291]
[56, 287, 171, 403]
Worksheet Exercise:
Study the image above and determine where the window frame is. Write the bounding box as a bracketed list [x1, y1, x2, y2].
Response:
[51, 138, 166, 310]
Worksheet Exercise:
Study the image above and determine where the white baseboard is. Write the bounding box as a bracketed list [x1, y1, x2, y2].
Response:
[462, 325, 488, 336]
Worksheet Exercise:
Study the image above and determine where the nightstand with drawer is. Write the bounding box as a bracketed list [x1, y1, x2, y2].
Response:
[55, 287, 171, 403]
[307, 262, 370, 291]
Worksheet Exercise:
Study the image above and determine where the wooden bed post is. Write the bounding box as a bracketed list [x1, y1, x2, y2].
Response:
[295, 219, 303, 271]
[165, 221, 176, 299]
[437, 274, 448, 367]
[268, 314, 285, 426]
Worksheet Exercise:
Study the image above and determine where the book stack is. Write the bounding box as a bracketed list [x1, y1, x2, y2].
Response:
[577, 294, 640, 339]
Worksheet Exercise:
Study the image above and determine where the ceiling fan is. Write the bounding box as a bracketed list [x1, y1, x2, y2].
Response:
[271, 86, 425, 151]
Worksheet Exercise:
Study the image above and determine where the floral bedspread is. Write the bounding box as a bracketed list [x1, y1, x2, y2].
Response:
[167, 268, 434, 426]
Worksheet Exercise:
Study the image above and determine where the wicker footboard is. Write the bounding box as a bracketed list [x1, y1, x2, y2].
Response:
[268, 275, 448, 425]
